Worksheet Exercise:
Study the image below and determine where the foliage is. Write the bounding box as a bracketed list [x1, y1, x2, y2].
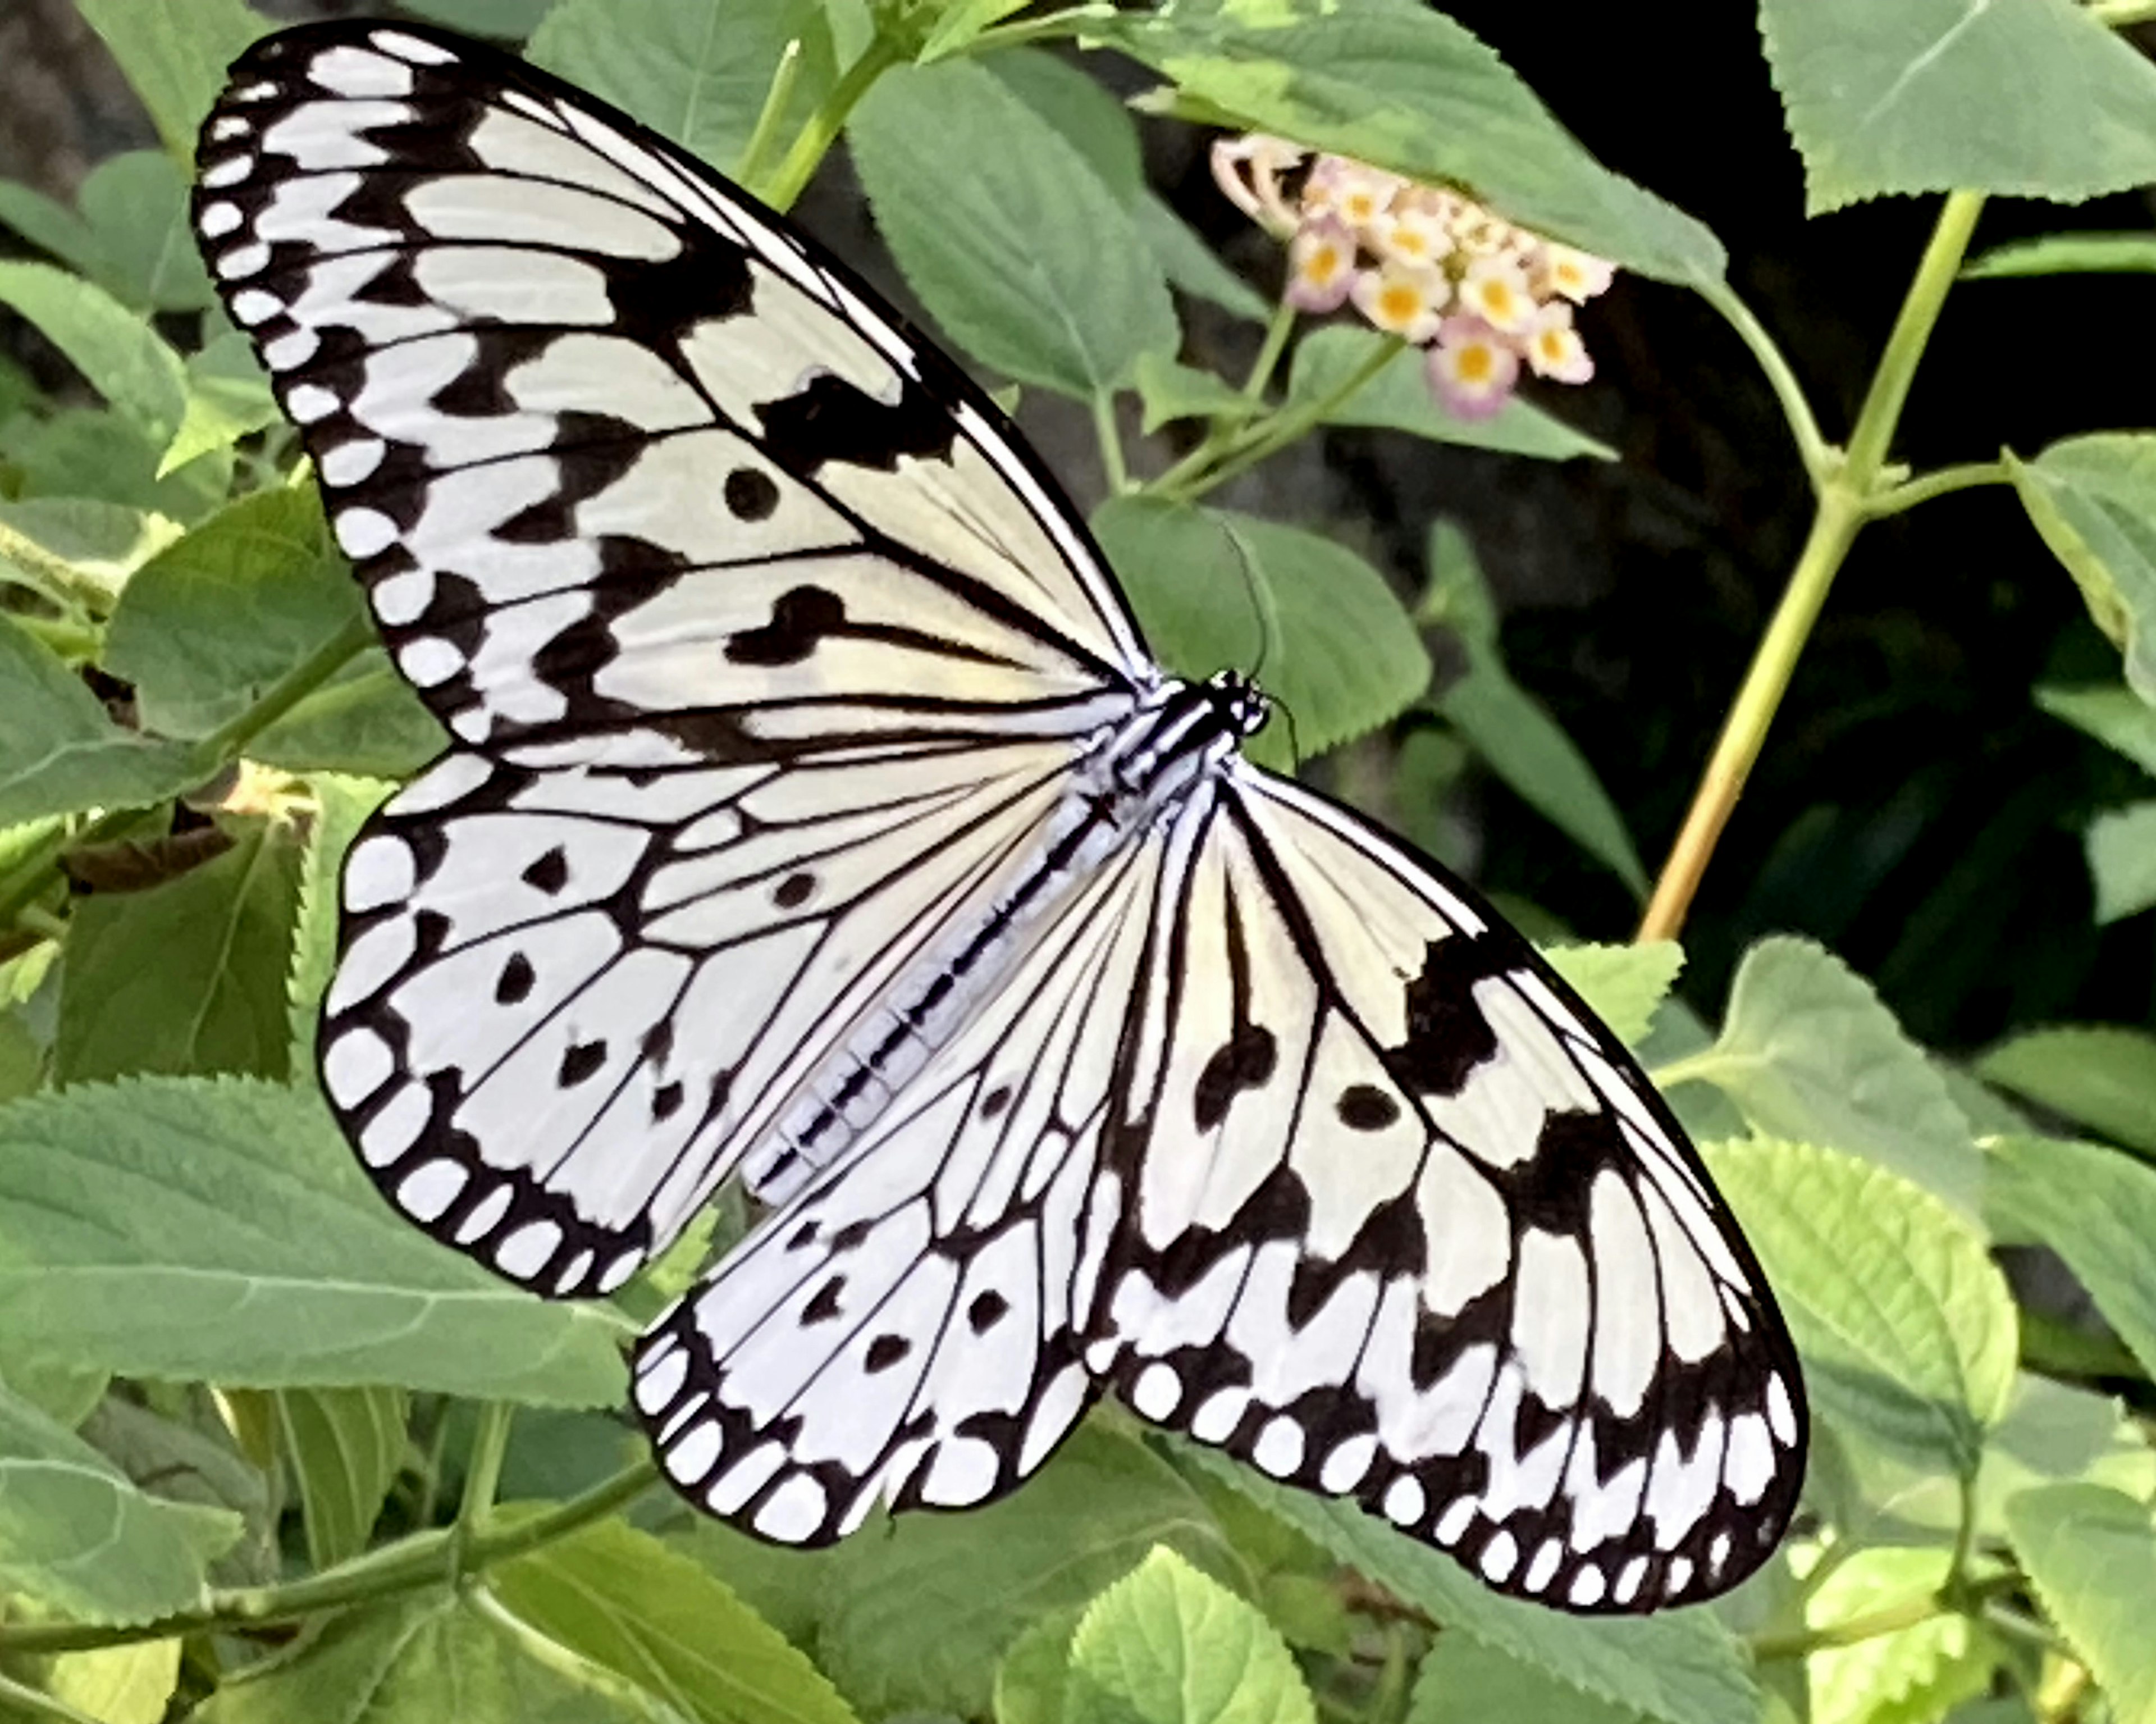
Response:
[0, 0, 2151, 1721]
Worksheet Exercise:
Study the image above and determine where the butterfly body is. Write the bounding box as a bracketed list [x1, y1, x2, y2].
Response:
[193, 19, 1805, 1611]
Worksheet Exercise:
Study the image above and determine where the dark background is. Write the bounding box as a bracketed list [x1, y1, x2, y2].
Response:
[5, 0, 2152, 1051]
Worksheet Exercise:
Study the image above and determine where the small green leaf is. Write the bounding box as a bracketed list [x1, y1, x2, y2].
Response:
[1804, 1548, 1990, 1724]
[817, 1423, 1244, 1720]
[1135, 199, 1271, 323]
[995, 1611, 1077, 1724]
[2009, 436, 2156, 707]
[1063, 1548, 1313, 1724]
[161, 332, 279, 475]
[400, 0, 560, 38]
[287, 774, 396, 1075]
[195, 1589, 674, 1723]
[1978, 1024, 2156, 1157]
[1990, 1134, 2156, 1386]
[55, 814, 304, 1085]
[529, 0, 836, 177]
[0, 406, 232, 521]
[0, 262, 188, 441]
[921, 0, 1038, 60]
[74, 151, 219, 314]
[2088, 801, 2156, 923]
[1091, 497, 1429, 768]
[2036, 682, 2156, 776]
[1762, 0, 2156, 215]
[103, 486, 362, 742]
[1093, 0, 1721, 286]
[1289, 328, 1614, 462]
[1540, 941, 1682, 1048]
[1966, 232, 2156, 280]
[74, 0, 273, 159]
[1678, 936, 1981, 1212]
[0, 616, 201, 827]
[1408, 1636, 1635, 1724]
[1707, 1138, 2016, 1475]
[851, 61, 1179, 399]
[1131, 354, 1263, 434]
[46, 1638, 183, 1724]
[0, 496, 183, 606]
[0, 1077, 630, 1404]
[0, 1378, 239, 1625]
[2005, 1484, 2156, 1724]
[83, 1394, 278, 1588]
[1175, 1447, 1756, 1724]
[491, 1515, 864, 1724]
[276, 1387, 408, 1570]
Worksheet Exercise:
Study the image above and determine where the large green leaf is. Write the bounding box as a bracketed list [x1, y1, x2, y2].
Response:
[0, 1077, 629, 1403]
[1762, 0, 2156, 215]
[2009, 436, 2156, 708]
[851, 60, 1179, 399]
[1707, 1138, 2015, 1476]
[54, 814, 303, 1085]
[529, 0, 835, 179]
[1092, 0, 1720, 286]
[1990, 1135, 2156, 1386]
[1672, 936, 1981, 1212]
[0, 1379, 239, 1625]
[1090, 498, 1429, 769]
[1176, 1448, 1755, 1724]
[492, 1515, 862, 1724]
[2005, 1484, 2156, 1724]
[1408, 1638, 1636, 1724]
[0, 617, 200, 826]
[1977, 1025, 2156, 1157]
[1062, 1547, 1313, 1724]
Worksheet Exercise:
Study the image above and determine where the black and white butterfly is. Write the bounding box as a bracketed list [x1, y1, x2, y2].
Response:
[191, 20, 1805, 1611]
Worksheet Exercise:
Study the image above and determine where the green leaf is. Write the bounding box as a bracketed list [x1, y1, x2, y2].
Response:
[2004, 1484, 2156, 1724]
[1990, 1134, 2156, 1386]
[921, 0, 1036, 60]
[989, 49, 1143, 198]
[54, 814, 304, 1085]
[1290, 329, 1615, 462]
[162, 331, 279, 475]
[81, 1394, 278, 1589]
[103, 486, 361, 742]
[1423, 525, 1646, 894]
[1804, 1548, 1990, 1724]
[851, 61, 1179, 398]
[1095, 0, 1721, 285]
[1761, 0, 2156, 216]
[491, 1515, 864, 1724]
[0, 407, 232, 521]
[1706, 1138, 2016, 1475]
[276, 1386, 408, 1570]
[995, 1611, 1078, 1724]
[1090, 497, 1430, 768]
[1135, 198, 1271, 323]
[195, 1589, 675, 1723]
[2036, 682, 2156, 776]
[2088, 801, 2156, 922]
[1062, 1547, 1313, 1724]
[45, 1638, 183, 1724]
[1540, 941, 1682, 1048]
[0, 496, 184, 606]
[246, 652, 446, 779]
[1966, 232, 2156, 280]
[1408, 1636, 1636, 1724]
[1977, 1024, 2156, 1157]
[1132, 354, 1263, 434]
[817, 1423, 1245, 1720]
[2009, 436, 2156, 706]
[529, 0, 835, 177]
[1176, 1448, 1756, 1724]
[0, 262, 188, 442]
[73, 0, 272, 159]
[0, 1076, 630, 1403]
[401, 0, 561, 38]
[0, 615, 201, 827]
[76, 151, 219, 315]
[0, 1378, 239, 1624]
[1676, 936, 1981, 1212]
[288, 775, 395, 1075]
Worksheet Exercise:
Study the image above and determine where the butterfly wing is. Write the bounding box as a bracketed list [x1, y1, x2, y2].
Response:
[1096, 765, 1806, 1611]
[631, 820, 1180, 1540]
[193, 21, 1154, 1290]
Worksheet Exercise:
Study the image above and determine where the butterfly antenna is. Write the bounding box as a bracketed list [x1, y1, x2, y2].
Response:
[1220, 518, 1282, 682]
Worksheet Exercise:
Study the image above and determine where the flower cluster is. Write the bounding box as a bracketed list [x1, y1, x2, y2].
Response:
[1212, 136, 1615, 421]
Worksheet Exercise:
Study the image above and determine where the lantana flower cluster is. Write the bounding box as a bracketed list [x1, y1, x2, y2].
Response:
[1212, 135, 1616, 421]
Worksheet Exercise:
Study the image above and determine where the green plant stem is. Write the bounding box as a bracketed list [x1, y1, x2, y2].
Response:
[1092, 391, 1131, 494]
[1638, 193, 1986, 942]
[2090, 0, 2156, 24]
[0, 1458, 660, 1657]
[450, 1402, 515, 1582]
[190, 614, 373, 771]
[1146, 299, 1298, 498]
[1698, 278, 1829, 484]
[1239, 299, 1298, 403]
[756, 32, 906, 211]
[0, 517, 112, 621]
[733, 38, 804, 193]
[1152, 336, 1402, 504]
[1865, 459, 2012, 519]
[1749, 1591, 1943, 1661]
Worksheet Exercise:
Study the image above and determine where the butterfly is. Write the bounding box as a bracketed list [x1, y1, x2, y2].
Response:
[191, 19, 1805, 1611]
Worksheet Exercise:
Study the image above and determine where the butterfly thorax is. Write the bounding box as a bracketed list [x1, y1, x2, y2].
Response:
[744, 675, 1266, 1205]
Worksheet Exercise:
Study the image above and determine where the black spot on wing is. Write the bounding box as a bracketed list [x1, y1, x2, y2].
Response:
[1384, 935, 1503, 1097]
[724, 466, 780, 520]
[558, 1039, 606, 1086]
[522, 846, 569, 893]
[494, 951, 535, 1004]
[803, 1276, 844, 1324]
[1337, 1084, 1400, 1131]
[1193, 1024, 1276, 1132]
[756, 372, 956, 475]
[864, 1334, 911, 1372]
[1493, 1109, 1626, 1235]
[727, 585, 844, 667]
[967, 1290, 1010, 1332]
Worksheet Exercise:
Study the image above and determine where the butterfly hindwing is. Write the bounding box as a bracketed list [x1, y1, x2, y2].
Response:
[1095, 768, 1806, 1609]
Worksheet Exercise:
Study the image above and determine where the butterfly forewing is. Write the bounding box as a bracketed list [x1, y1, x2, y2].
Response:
[195, 19, 1805, 1609]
